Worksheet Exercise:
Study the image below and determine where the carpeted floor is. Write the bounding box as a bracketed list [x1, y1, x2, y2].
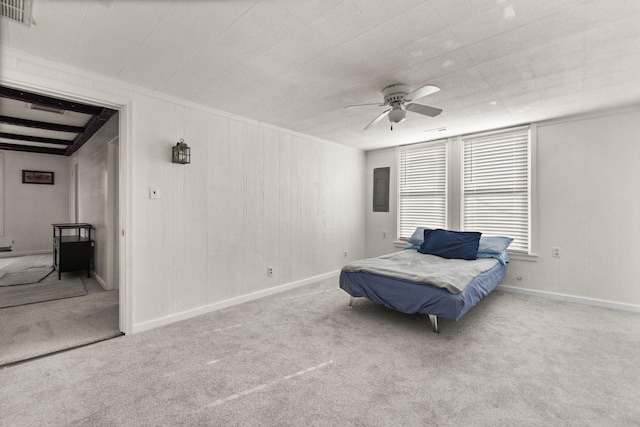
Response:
[0, 277, 638, 426]
[0, 255, 121, 366]
[0, 286, 121, 366]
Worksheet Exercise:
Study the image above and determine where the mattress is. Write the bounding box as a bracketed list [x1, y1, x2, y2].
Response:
[340, 257, 506, 321]
[341, 249, 499, 294]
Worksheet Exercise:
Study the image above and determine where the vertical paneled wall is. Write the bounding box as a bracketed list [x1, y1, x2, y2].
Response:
[504, 108, 640, 306]
[131, 94, 366, 327]
[0, 150, 70, 254]
[0, 48, 366, 331]
[365, 148, 397, 258]
[0, 154, 3, 239]
[73, 114, 119, 288]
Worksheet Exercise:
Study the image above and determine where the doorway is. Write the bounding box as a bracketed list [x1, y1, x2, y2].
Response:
[0, 121, 124, 366]
[0, 84, 130, 365]
[0, 82, 130, 334]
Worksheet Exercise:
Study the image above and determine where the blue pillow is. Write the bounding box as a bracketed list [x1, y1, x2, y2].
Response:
[403, 243, 420, 250]
[407, 227, 433, 245]
[418, 229, 482, 260]
[477, 251, 510, 265]
[478, 236, 513, 254]
[422, 228, 434, 243]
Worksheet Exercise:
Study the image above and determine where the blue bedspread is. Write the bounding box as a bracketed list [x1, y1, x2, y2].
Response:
[340, 259, 505, 321]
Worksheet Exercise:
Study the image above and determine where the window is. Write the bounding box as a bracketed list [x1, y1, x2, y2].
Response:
[396, 126, 534, 254]
[397, 140, 446, 240]
[462, 126, 530, 252]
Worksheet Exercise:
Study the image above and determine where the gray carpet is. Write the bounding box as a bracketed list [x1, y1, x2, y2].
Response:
[0, 290, 121, 366]
[0, 278, 639, 426]
[0, 254, 54, 287]
[0, 277, 87, 309]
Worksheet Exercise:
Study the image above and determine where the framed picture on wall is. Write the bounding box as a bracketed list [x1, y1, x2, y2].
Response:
[22, 170, 55, 185]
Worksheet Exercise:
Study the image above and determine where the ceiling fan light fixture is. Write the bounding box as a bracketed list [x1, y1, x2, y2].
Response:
[388, 108, 406, 123]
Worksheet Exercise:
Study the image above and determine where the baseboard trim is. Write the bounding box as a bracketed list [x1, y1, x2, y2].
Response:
[91, 271, 108, 290]
[131, 270, 341, 334]
[497, 285, 640, 313]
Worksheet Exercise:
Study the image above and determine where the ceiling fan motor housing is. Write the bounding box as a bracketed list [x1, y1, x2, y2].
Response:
[382, 84, 410, 105]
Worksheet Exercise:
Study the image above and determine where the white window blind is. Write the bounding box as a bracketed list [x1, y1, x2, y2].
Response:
[398, 141, 446, 240]
[463, 127, 529, 252]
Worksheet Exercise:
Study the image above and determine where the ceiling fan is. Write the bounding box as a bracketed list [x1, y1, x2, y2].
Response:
[346, 83, 443, 130]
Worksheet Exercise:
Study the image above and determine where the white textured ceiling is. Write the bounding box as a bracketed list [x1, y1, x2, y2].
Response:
[2, 0, 640, 151]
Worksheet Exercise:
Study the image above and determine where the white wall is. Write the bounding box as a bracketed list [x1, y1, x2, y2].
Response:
[365, 148, 397, 258]
[131, 97, 365, 327]
[504, 108, 640, 307]
[0, 153, 3, 239]
[71, 114, 119, 289]
[0, 48, 366, 332]
[365, 107, 640, 309]
[0, 149, 70, 255]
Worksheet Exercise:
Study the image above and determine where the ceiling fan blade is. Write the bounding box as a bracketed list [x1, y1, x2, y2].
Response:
[364, 108, 391, 130]
[345, 103, 385, 110]
[406, 103, 443, 117]
[405, 85, 440, 102]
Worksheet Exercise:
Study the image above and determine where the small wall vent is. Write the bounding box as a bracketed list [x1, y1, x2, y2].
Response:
[1, 0, 33, 27]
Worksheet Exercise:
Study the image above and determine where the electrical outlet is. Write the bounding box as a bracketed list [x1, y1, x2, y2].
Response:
[149, 186, 160, 199]
[11, 239, 16, 245]
[552, 247, 561, 258]
[382, 231, 387, 239]
[267, 266, 274, 276]
[344, 251, 348, 258]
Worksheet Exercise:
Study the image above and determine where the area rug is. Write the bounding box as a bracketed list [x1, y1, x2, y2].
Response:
[0, 278, 87, 309]
[0, 255, 54, 287]
[0, 290, 121, 366]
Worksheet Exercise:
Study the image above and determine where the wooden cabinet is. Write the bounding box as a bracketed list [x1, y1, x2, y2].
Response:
[52, 223, 93, 280]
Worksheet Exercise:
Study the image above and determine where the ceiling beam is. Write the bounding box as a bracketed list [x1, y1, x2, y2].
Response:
[0, 142, 66, 155]
[65, 108, 118, 155]
[0, 85, 118, 156]
[0, 86, 103, 115]
[0, 115, 84, 133]
[0, 132, 73, 146]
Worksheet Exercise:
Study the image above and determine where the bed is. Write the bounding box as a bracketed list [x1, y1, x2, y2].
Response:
[339, 228, 511, 332]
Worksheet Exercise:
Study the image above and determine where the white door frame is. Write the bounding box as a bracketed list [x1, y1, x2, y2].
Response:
[72, 161, 79, 223]
[106, 136, 119, 291]
[0, 77, 133, 334]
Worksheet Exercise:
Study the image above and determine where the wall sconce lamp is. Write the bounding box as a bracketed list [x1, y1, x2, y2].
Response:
[172, 138, 191, 164]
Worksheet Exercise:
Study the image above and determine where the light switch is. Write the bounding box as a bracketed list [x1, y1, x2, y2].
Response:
[149, 186, 160, 199]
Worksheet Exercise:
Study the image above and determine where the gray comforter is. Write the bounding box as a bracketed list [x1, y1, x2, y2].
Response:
[342, 250, 498, 294]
